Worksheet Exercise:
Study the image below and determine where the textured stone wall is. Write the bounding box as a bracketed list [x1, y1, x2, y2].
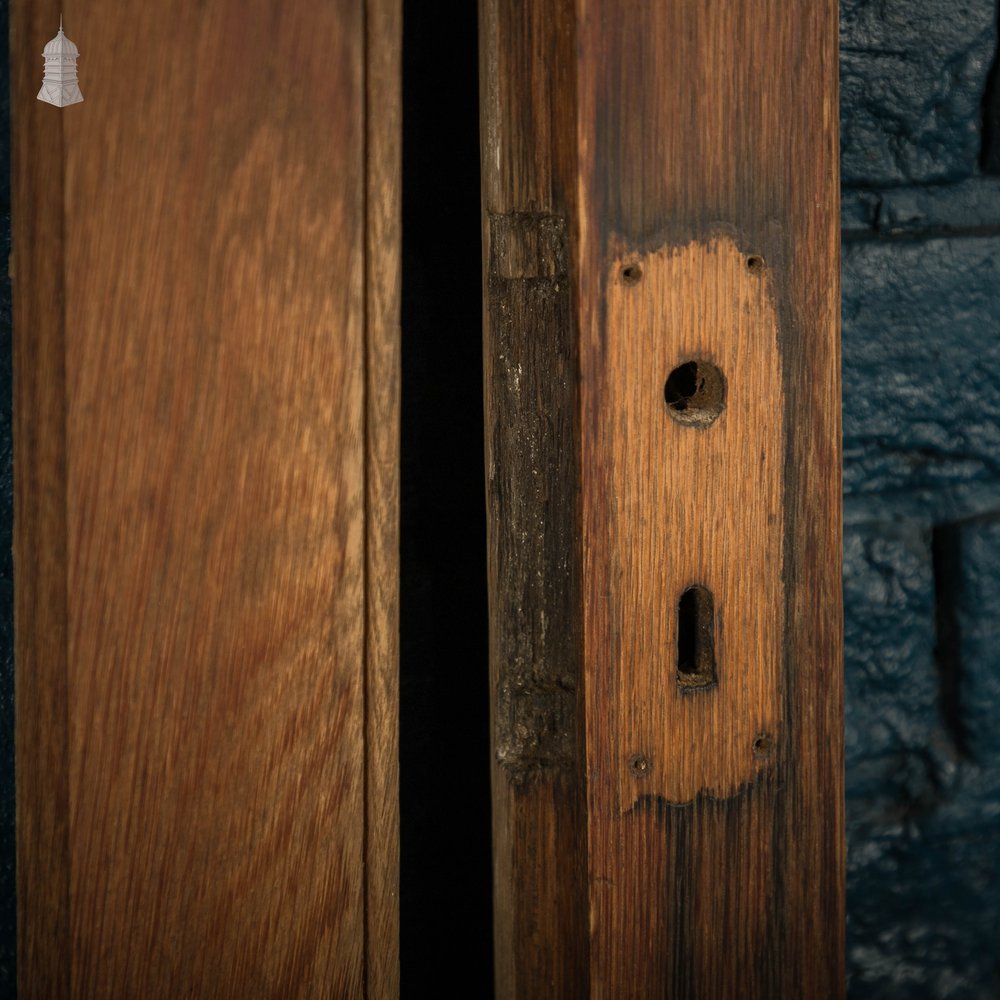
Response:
[842, 0, 1000, 995]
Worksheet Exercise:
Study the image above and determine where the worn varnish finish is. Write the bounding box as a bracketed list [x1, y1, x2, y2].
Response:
[603, 236, 785, 808]
[481, 0, 842, 996]
[480, 1, 591, 996]
[486, 210, 587, 996]
[13, 1, 399, 996]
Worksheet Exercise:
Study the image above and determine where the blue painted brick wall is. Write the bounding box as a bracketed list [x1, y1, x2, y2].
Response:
[843, 0, 1000, 994]
[841, 0, 996, 185]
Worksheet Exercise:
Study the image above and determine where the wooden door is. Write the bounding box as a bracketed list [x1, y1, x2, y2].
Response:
[481, 1, 844, 996]
[12, 1, 399, 996]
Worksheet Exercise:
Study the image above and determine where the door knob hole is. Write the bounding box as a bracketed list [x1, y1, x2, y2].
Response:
[664, 361, 725, 427]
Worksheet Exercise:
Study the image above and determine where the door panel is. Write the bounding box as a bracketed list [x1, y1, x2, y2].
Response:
[12, 2, 399, 996]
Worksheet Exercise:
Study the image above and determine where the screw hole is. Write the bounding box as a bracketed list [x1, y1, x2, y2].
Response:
[621, 264, 642, 285]
[747, 255, 764, 272]
[664, 360, 725, 427]
[752, 734, 774, 759]
[629, 753, 651, 777]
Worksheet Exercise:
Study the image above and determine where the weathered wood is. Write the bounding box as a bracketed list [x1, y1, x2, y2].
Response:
[480, 0, 843, 996]
[480, 1, 591, 995]
[486, 210, 589, 997]
[13, 1, 399, 995]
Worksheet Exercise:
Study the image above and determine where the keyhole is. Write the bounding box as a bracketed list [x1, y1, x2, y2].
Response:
[677, 585, 716, 689]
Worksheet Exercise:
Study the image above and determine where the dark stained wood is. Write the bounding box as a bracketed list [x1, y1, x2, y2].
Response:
[480, 1, 591, 995]
[486, 211, 589, 997]
[13, 0, 400, 995]
[481, 0, 843, 995]
[11, 2, 70, 996]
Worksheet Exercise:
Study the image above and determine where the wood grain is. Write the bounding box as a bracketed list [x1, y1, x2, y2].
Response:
[480, 1, 591, 995]
[13, 1, 399, 996]
[602, 235, 785, 808]
[481, 0, 843, 995]
[365, 0, 402, 993]
[578, 2, 843, 993]
[12, 2, 70, 996]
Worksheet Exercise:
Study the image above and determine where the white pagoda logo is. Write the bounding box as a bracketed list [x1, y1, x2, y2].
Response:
[37, 17, 83, 108]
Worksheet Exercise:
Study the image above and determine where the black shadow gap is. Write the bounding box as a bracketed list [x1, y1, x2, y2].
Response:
[400, 2, 493, 993]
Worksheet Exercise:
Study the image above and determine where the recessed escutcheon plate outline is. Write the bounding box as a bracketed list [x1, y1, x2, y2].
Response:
[606, 235, 785, 807]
